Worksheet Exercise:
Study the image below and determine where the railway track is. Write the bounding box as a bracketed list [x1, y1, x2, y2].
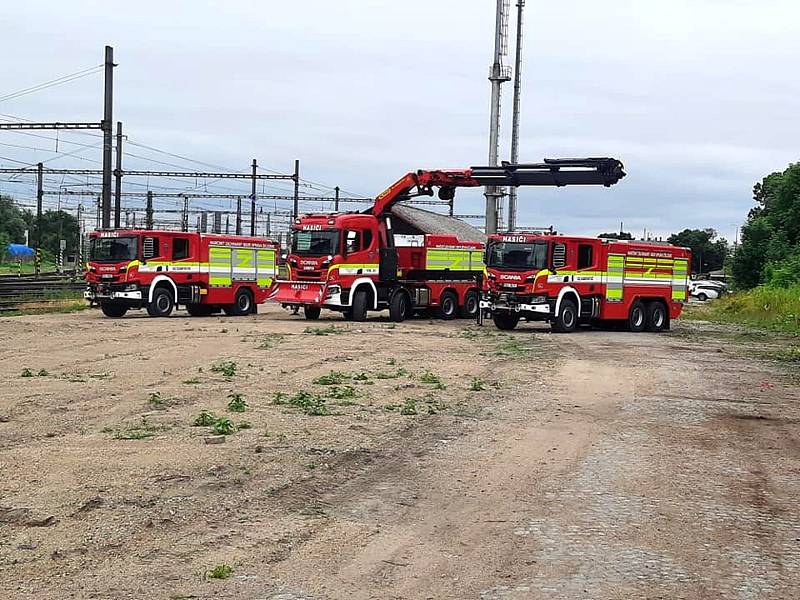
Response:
[0, 272, 86, 312]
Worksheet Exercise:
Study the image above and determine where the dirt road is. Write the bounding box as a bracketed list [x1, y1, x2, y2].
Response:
[1, 307, 798, 599]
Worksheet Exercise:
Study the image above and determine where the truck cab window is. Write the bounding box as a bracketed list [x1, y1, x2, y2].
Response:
[345, 230, 361, 254]
[578, 244, 594, 269]
[362, 229, 373, 251]
[173, 238, 190, 260]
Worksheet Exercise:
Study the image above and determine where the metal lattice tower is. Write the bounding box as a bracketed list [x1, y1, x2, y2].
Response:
[507, 0, 525, 232]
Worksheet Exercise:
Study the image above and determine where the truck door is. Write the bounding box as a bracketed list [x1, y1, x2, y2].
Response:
[343, 227, 378, 276]
[605, 253, 625, 302]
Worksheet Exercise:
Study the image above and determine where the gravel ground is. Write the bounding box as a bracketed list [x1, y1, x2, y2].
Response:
[0, 307, 797, 599]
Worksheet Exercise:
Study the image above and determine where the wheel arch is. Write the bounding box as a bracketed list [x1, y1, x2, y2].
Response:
[148, 276, 178, 303]
[350, 278, 378, 310]
[555, 286, 580, 317]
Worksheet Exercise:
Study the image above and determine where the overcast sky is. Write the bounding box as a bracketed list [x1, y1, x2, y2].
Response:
[1, 0, 797, 241]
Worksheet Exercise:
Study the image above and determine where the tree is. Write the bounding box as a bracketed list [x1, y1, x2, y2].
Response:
[598, 231, 633, 240]
[667, 228, 729, 274]
[22, 209, 79, 257]
[0, 196, 28, 245]
[733, 163, 800, 288]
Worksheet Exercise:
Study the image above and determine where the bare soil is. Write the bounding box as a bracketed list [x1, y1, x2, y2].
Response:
[0, 307, 798, 599]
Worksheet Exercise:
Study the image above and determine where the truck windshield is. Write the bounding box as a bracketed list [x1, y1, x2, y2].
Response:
[486, 241, 548, 270]
[292, 230, 340, 256]
[89, 236, 138, 263]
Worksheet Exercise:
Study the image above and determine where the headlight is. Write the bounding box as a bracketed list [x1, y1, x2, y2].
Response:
[532, 295, 548, 304]
[124, 284, 138, 291]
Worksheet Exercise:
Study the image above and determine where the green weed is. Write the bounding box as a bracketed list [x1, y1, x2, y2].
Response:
[192, 410, 216, 427]
[400, 398, 418, 415]
[327, 385, 357, 399]
[37, 369, 49, 377]
[256, 334, 284, 349]
[227, 393, 247, 412]
[206, 564, 233, 580]
[112, 417, 159, 440]
[182, 377, 201, 385]
[420, 370, 446, 389]
[212, 417, 235, 436]
[211, 360, 237, 377]
[21, 368, 33, 377]
[469, 377, 486, 391]
[237, 421, 252, 430]
[374, 367, 409, 379]
[304, 324, 345, 336]
[313, 371, 348, 385]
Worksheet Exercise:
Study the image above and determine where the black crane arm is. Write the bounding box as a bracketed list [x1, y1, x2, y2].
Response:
[470, 157, 625, 188]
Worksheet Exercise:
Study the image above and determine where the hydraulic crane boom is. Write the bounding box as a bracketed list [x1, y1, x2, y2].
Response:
[370, 157, 625, 216]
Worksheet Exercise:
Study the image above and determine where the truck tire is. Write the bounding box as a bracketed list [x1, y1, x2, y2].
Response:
[226, 288, 253, 316]
[645, 300, 669, 332]
[437, 290, 458, 320]
[350, 288, 369, 322]
[627, 300, 646, 332]
[492, 311, 519, 330]
[186, 304, 213, 317]
[389, 291, 410, 323]
[304, 306, 321, 320]
[147, 287, 174, 317]
[552, 298, 578, 333]
[100, 302, 127, 318]
[459, 290, 479, 319]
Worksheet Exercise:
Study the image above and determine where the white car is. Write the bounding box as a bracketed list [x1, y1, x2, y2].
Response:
[689, 281, 725, 301]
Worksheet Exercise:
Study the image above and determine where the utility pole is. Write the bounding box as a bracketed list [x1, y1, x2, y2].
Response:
[101, 45, 115, 229]
[250, 159, 257, 236]
[485, 0, 512, 234]
[507, 0, 525, 232]
[76, 203, 84, 269]
[181, 195, 189, 231]
[334, 186, 340, 212]
[236, 197, 242, 235]
[292, 159, 300, 221]
[225, 214, 230, 234]
[96, 196, 101, 229]
[145, 191, 154, 229]
[114, 121, 123, 228]
[35, 162, 43, 277]
[266, 212, 271, 236]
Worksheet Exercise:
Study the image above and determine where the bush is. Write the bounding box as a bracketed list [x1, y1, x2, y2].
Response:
[687, 284, 800, 333]
[765, 253, 800, 288]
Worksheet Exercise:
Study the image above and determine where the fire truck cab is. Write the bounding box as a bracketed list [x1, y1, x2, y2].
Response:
[85, 229, 278, 318]
[481, 233, 691, 332]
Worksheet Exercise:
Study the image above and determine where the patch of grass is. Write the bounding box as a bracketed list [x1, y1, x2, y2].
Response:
[327, 385, 357, 400]
[492, 336, 536, 358]
[765, 346, 800, 363]
[399, 398, 418, 415]
[287, 391, 332, 416]
[182, 377, 201, 385]
[469, 377, 486, 391]
[211, 360, 237, 377]
[206, 564, 233, 580]
[192, 410, 216, 426]
[21, 368, 34, 377]
[227, 393, 247, 413]
[304, 324, 346, 336]
[420, 370, 446, 389]
[313, 371, 349, 385]
[684, 285, 800, 334]
[237, 420, 252, 430]
[148, 391, 169, 408]
[256, 334, 284, 349]
[212, 417, 235, 435]
[374, 367, 409, 379]
[112, 417, 159, 440]
[272, 391, 289, 405]
[37, 369, 49, 377]
[351, 372, 373, 384]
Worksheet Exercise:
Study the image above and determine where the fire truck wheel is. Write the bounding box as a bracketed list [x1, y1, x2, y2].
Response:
[228, 288, 254, 316]
[304, 306, 321, 320]
[627, 300, 647, 332]
[350, 289, 369, 322]
[492, 311, 520, 330]
[148, 288, 174, 317]
[438, 291, 458, 320]
[389, 291, 411, 322]
[459, 290, 479, 318]
[100, 302, 127, 318]
[552, 298, 578, 333]
[645, 300, 669, 332]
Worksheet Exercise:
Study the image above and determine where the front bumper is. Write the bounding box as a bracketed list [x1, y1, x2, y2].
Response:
[481, 292, 553, 316]
[85, 284, 143, 302]
[271, 280, 326, 306]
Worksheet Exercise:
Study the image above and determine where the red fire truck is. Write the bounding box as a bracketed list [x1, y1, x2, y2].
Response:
[480, 232, 691, 332]
[271, 159, 626, 321]
[85, 229, 279, 318]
